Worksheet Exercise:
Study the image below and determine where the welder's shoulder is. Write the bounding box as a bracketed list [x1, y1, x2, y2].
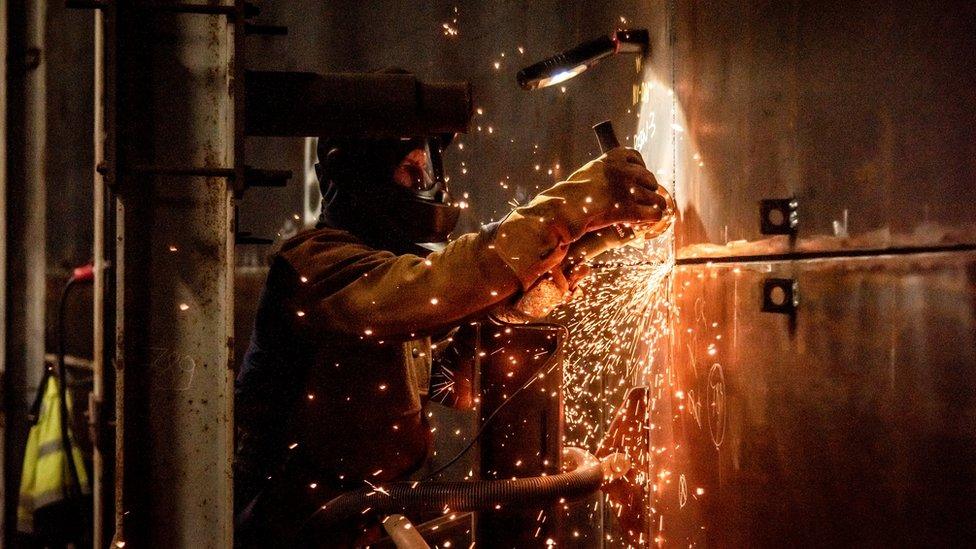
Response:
[276, 227, 394, 280]
[279, 226, 362, 254]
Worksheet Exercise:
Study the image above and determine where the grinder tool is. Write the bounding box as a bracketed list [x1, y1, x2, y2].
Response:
[508, 121, 675, 318]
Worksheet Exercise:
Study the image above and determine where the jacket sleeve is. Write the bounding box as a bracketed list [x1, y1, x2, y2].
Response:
[279, 149, 665, 340]
[491, 148, 668, 290]
[278, 228, 521, 339]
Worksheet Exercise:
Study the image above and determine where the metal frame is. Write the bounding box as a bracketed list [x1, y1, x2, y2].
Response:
[61, 1, 291, 543]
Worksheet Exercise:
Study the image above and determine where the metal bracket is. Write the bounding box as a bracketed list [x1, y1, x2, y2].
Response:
[760, 197, 798, 236]
[117, 165, 290, 195]
[761, 278, 798, 315]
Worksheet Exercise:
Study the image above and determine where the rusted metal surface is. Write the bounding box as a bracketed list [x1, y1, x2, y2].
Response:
[670, 0, 976, 252]
[111, 4, 235, 547]
[91, 6, 115, 545]
[662, 251, 976, 547]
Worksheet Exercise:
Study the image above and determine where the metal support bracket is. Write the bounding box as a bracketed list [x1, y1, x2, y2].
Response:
[760, 197, 799, 236]
[115, 165, 290, 195]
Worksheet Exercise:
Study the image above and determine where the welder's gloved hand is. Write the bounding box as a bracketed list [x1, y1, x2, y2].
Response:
[510, 263, 593, 319]
[493, 147, 668, 290]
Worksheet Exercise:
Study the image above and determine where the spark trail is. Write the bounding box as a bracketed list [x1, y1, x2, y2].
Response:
[551, 231, 675, 548]
[553, 232, 674, 450]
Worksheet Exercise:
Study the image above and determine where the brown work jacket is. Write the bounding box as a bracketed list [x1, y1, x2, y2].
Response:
[276, 226, 522, 486]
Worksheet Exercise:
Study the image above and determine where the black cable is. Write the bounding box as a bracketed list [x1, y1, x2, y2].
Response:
[56, 276, 85, 500]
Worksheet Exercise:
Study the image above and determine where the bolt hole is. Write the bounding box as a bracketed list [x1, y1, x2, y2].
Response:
[768, 286, 787, 306]
[767, 208, 785, 226]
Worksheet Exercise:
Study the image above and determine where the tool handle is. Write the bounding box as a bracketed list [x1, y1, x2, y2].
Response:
[591, 119, 643, 245]
[592, 120, 620, 152]
[507, 121, 652, 318]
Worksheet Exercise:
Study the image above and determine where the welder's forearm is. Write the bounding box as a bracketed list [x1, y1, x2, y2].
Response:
[492, 191, 598, 290]
[310, 231, 520, 339]
[492, 150, 670, 289]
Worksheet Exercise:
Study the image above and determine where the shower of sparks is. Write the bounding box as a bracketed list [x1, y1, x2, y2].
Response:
[553, 231, 674, 449]
[441, 6, 459, 36]
[430, 363, 456, 401]
[551, 229, 677, 547]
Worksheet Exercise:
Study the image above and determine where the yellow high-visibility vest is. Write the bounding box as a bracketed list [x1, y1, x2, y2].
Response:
[17, 375, 91, 534]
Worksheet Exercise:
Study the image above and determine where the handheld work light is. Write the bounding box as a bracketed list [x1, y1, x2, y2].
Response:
[516, 29, 649, 90]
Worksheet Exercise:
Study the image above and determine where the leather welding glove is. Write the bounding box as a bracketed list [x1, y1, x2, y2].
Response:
[493, 147, 669, 292]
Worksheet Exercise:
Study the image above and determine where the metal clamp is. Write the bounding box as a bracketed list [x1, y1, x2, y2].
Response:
[122, 165, 291, 192]
[760, 197, 798, 236]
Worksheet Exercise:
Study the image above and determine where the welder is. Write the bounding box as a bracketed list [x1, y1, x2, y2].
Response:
[234, 130, 672, 546]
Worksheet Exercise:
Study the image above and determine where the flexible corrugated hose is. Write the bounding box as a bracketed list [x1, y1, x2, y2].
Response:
[307, 447, 604, 532]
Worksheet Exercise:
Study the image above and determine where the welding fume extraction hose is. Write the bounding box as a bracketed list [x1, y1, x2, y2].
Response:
[307, 447, 605, 533]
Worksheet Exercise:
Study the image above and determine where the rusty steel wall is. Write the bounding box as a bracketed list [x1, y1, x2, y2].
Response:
[661, 252, 976, 547]
[671, 0, 976, 253]
[657, 2, 976, 547]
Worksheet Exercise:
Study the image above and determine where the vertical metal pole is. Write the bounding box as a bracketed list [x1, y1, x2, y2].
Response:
[3, 0, 47, 543]
[0, 0, 7, 537]
[90, 7, 113, 547]
[110, 5, 235, 547]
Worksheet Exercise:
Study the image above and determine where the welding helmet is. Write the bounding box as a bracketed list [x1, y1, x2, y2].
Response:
[317, 133, 460, 246]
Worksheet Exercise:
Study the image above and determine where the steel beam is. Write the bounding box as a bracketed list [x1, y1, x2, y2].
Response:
[90, 7, 114, 547]
[0, 0, 7, 538]
[108, 4, 235, 547]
